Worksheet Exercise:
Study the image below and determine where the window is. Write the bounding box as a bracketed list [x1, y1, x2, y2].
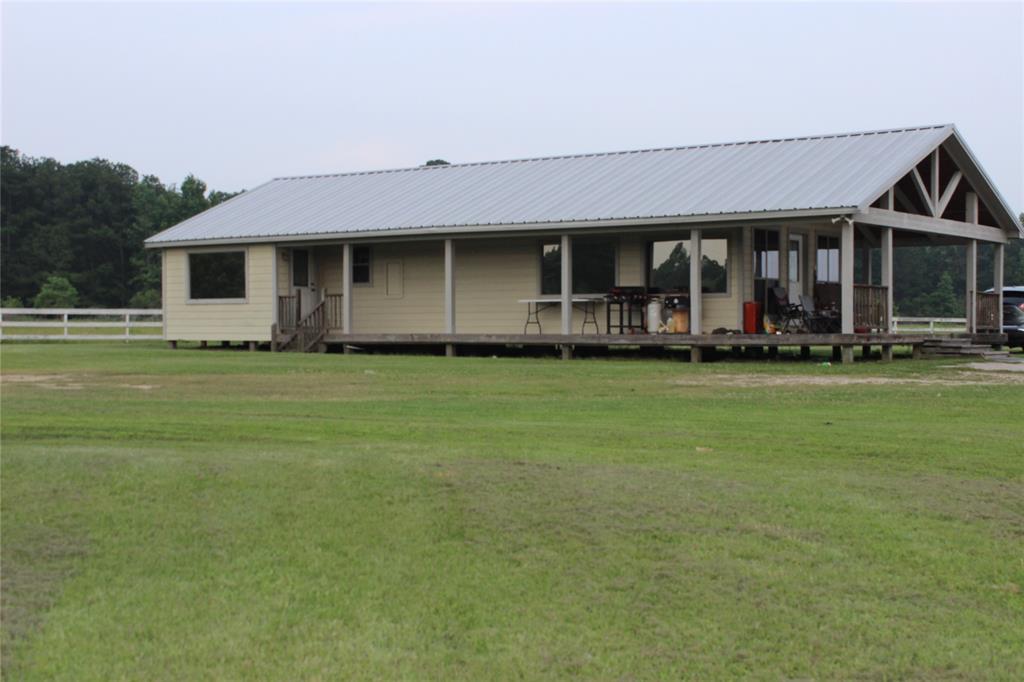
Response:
[649, 240, 689, 291]
[701, 238, 728, 294]
[540, 242, 561, 295]
[540, 239, 616, 295]
[816, 236, 840, 283]
[353, 246, 371, 284]
[753, 229, 780, 281]
[188, 251, 245, 301]
[572, 240, 616, 294]
[292, 249, 309, 287]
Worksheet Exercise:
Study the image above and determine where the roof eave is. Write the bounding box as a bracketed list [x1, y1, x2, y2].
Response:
[143, 206, 856, 249]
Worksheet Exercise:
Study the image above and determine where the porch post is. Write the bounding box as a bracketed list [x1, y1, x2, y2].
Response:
[778, 225, 789, 297]
[342, 243, 353, 334]
[840, 218, 855, 335]
[560, 234, 572, 335]
[689, 229, 702, 335]
[739, 226, 753, 328]
[805, 227, 817, 296]
[966, 239, 977, 334]
[880, 227, 893, 332]
[444, 239, 455, 334]
[271, 246, 279, 326]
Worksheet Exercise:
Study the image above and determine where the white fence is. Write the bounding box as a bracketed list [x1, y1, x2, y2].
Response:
[0, 308, 163, 341]
[892, 316, 967, 334]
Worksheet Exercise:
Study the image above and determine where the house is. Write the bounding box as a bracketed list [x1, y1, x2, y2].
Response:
[144, 124, 1022, 362]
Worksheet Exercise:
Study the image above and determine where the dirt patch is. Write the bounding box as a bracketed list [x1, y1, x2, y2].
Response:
[1, 374, 70, 384]
[960, 362, 1024, 373]
[119, 384, 159, 391]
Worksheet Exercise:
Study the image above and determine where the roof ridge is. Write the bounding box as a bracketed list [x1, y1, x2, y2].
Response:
[274, 123, 953, 181]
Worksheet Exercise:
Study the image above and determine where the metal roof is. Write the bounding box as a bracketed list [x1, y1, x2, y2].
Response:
[147, 124, 1005, 245]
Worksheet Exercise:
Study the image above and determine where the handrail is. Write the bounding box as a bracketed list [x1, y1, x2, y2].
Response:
[283, 299, 328, 352]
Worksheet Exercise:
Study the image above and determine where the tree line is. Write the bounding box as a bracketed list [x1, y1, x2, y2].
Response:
[1, 146, 238, 308]
[1, 146, 1021, 314]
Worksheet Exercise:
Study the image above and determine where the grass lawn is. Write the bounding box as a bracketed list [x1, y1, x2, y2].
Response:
[2, 343, 1022, 679]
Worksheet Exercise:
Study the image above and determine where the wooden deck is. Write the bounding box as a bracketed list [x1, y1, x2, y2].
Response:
[265, 330, 1010, 362]
[317, 332, 1004, 348]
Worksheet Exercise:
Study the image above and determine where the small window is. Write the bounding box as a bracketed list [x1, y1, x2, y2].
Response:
[189, 251, 245, 301]
[540, 242, 561, 295]
[816, 236, 840, 283]
[353, 246, 371, 284]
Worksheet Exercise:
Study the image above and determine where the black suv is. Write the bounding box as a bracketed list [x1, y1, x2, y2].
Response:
[1000, 286, 1024, 350]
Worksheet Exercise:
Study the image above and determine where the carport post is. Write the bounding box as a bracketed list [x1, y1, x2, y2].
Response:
[966, 239, 977, 334]
[881, 227, 893, 332]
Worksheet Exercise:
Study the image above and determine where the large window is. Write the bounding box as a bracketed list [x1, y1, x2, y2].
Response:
[649, 240, 689, 291]
[816, 236, 840, 283]
[753, 229, 780, 311]
[701, 239, 729, 294]
[540, 239, 616, 295]
[189, 251, 245, 301]
[648, 237, 728, 293]
[353, 246, 372, 284]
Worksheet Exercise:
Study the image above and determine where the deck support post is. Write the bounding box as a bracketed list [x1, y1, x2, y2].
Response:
[200, 340, 208, 348]
[560, 234, 572, 335]
[342, 243, 353, 335]
[248, 341, 257, 352]
[560, 345, 572, 360]
[880, 227, 893, 332]
[881, 345, 893, 362]
[167, 340, 177, 349]
[445, 343, 456, 358]
[840, 218, 855, 334]
[444, 239, 455, 334]
[841, 345, 854, 364]
[912, 344, 923, 360]
[966, 239, 977, 334]
[689, 229, 702, 335]
[690, 346, 703, 363]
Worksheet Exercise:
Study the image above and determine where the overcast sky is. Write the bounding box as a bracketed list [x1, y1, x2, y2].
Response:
[3, 1, 1022, 212]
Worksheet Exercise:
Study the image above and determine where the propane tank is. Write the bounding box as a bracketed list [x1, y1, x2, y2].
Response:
[646, 298, 663, 334]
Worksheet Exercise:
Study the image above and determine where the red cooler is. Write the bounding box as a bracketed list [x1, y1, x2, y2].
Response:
[743, 301, 763, 334]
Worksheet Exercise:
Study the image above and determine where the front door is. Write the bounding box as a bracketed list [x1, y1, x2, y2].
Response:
[788, 235, 803, 304]
[292, 249, 317, 318]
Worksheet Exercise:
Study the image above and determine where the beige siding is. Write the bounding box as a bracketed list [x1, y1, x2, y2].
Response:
[349, 242, 445, 333]
[164, 245, 275, 342]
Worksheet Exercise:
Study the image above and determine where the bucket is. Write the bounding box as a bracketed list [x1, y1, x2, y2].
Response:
[646, 299, 663, 333]
[743, 301, 763, 333]
[672, 309, 689, 334]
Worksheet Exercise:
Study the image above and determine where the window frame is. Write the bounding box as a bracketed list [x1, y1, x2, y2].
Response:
[352, 245, 373, 287]
[185, 248, 248, 305]
[646, 234, 730, 297]
[816, 235, 841, 284]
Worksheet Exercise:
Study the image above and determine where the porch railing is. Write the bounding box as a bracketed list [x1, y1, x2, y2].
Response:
[324, 294, 344, 329]
[278, 295, 298, 330]
[976, 292, 1000, 331]
[853, 284, 888, 332]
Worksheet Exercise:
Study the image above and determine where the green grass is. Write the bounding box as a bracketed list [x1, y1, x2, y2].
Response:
[2, 343, 1022, 679]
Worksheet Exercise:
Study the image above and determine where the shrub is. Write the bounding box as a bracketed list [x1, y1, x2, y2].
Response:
[33, 276, 79, 308]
